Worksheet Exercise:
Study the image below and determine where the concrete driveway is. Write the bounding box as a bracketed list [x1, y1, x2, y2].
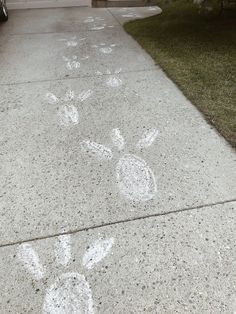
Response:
[0, 6, 236, 313]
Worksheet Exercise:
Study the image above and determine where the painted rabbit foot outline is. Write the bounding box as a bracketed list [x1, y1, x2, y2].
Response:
[17, 235, 114, 314]
[46, 89, 93, 127]
[96, 69, 123, 87]
[81, 128, 159, 201]
[92, 43, 117, 54]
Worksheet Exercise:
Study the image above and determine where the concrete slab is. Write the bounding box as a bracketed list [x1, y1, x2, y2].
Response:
[0, 8, 118, 35]
[0, 28, 155, 84]
[108, 6, 162, 24]
[0, 70, 235, 245]
[0, 201, 236, 313]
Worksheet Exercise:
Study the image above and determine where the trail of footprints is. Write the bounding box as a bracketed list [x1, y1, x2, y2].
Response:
[15, 13, 160, 314]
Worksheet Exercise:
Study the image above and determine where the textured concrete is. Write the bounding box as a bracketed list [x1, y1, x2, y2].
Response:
[0, 70, 236, 245]
[0, 28, 155, 84]
[0, 6, 236, 313]
[1, 7, 118, 34]
[0, 201, 236, 313]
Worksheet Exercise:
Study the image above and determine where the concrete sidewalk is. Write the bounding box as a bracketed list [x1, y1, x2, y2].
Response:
[0, 6, 235, 313]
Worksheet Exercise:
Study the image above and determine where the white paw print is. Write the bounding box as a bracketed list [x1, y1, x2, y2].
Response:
[83, 16, 105, 23]
[17, 235, 114, 313]
[59, 36, 86, 48]
[96, 69, 122, 87]
[63, 56, 81, 70]
[81, 128, 159, 201]
[92, 43, 117, 54]
[46, 89, 93, 127]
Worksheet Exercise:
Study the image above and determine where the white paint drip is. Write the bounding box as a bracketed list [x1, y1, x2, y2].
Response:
[43, 273, 94, 314]
[17, 243, 44, 281]
[78, 90, 93, 102]
[46, 92, 59, 104]
[106, 76, 122, 87]
[82, 238, 114, 270]
[116, 154, 157, 201]
[81, 140, 113, 160]
[58, 105, 79, 126]
[136, 128, 159, 149]
[54, 235, 71, 267]
[111, 128, 125, 150]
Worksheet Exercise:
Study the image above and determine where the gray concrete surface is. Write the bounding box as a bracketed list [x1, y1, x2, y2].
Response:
[0, 201, 236, 313]
[0, 6, 236, 313]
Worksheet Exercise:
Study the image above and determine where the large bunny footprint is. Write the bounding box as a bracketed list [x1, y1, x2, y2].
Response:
[17, 235, 114, 314]
[81, 128, 159, 201]
[46, 89, 93, 127]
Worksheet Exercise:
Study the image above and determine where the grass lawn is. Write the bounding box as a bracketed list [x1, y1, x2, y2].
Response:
[124, 1, 236, 148]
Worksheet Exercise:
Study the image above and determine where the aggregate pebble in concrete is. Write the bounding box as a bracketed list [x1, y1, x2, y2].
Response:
[0, 201, 236, 313]
[0, 70, 235, 245]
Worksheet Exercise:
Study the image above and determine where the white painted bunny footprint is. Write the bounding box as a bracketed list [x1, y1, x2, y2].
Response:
[81, 128, 159, 201]
[96, 69, 122, 87]
[63, 56, 81, 70]
[92, 43, 117, 54]
[17, 235, 114, 314]
[46, 89, 93, 127]
[59, 36, 86, 48]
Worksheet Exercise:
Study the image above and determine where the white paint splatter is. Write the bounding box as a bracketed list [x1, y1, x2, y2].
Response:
[78, 90, 93, 102]
[106, 77, 122, 87]
[54, 235, 71, 267]
[17, 243, 44, 281]
[43, 273, 94, 314]
[111, 128, 125, 150]
[58, 105, 79, 126]
[82, 238, 114, 270]
[46, 92, 59, 104]
[116, 154, 157, 201]
[81, 140, 113, 160]
[136, 128, 159, 149]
